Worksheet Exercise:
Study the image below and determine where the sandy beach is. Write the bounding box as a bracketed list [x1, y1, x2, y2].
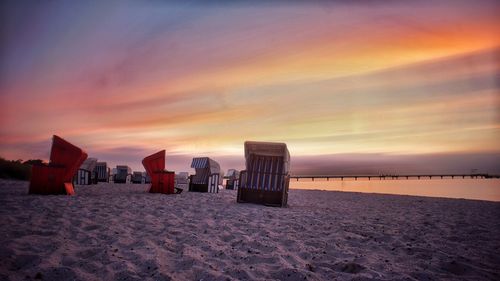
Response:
[0, 179, 499, 280]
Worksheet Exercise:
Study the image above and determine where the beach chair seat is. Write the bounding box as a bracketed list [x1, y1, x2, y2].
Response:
[142, 150, 176, 194]
[237, 141, 290, 207]
[29, 135, 87, 195]
[189, 157, 220, 193]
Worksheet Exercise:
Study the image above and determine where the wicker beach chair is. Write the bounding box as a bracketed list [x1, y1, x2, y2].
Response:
[142, 150, 177, 194]
[114, 165, 131, 183]
[95, 162, 109, 183]
[74, 158, 98, 185]
[237, 141, 290, 207]
[225, 169, 240, 190]
[189, 157, 220, 193]
[131, 171, 144, 184]
[29, 135, 88, 195]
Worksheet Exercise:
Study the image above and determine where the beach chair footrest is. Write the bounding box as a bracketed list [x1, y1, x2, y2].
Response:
[189, 183, 209, 192]
[237, 188, 287, 207]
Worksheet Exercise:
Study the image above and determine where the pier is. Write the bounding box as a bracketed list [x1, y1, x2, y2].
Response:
[290, 174, 499, 181]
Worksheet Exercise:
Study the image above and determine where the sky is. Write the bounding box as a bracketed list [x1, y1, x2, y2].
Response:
[1, 0, 499, 174]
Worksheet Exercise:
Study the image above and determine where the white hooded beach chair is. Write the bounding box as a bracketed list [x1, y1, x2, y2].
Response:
[237, 141, 290, 207]
[225, 169, 240, 190]
[74, 157, 98, 185]
[189, 157, 221, 193]
[95, 162, 109, 182]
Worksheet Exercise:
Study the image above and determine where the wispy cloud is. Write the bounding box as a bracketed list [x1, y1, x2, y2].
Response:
[0, 0, 499, 173]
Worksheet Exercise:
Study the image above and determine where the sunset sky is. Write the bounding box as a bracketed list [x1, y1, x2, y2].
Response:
[1, 0, 499, 174]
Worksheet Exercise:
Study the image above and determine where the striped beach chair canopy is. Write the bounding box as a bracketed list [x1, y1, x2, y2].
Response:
[191, 157, 220, 174]
[79, 157, 98, 172]
[244, 141, 290, 174]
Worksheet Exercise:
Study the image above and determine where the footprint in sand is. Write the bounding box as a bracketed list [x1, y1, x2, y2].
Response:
[83, 224, 100, 231]
[334, 261, 365, 274]
[270, 268, 309, 281]
[10, 254, 41, 270]
[76, 248, 102, 259]
[440, 260, 469, 275]
[113, 270, 142, 281]
[37, 267, 78, 280]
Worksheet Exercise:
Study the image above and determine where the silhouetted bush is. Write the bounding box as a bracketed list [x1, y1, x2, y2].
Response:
[0, 157, 43, 180]
[23, 159, 45, 166]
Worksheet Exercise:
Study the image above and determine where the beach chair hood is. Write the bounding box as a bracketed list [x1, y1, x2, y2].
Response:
[142, 150, 166, 176]
[142, 150, 175, 194]
[191, 157, 220, 174]
[79, 158, 97, 172]
[50, 135, 88, 181]
[244, 141, 290, 174]
[227, 169, 239, 178]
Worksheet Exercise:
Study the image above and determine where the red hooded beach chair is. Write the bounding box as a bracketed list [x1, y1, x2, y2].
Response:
[142, 150, 176, 194]
[237, 141, 290, 207]
[29, 135, 88, 195]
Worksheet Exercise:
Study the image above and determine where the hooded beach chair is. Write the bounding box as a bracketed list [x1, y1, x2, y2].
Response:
[95, 162, 110, 182]
[225, 169, 240, 190]
[142, 150, 178, 194]
[237, 141, 290, 207]
[189, 157, 220, 193]
[29, 135, 88, 195]
[131, 171, 143, 184]
[74, 157, 97, 185]
[114, 165, 131, 183]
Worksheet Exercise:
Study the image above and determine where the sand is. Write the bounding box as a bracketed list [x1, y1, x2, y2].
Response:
[0, 179, 499, 281]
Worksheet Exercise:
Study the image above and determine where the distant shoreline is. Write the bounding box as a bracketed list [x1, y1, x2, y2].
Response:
[2, 178, 499, 202]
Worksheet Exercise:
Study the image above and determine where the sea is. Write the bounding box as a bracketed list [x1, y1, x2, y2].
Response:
[289, 178, 500, 202]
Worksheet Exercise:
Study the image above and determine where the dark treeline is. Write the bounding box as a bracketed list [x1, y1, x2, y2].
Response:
[0, 157, 45, 180]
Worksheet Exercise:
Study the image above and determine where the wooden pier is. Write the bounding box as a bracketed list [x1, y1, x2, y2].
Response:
[290, 174, 499, 181]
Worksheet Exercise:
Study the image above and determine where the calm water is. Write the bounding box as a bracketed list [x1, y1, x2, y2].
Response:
[289, 178, 500, 202]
